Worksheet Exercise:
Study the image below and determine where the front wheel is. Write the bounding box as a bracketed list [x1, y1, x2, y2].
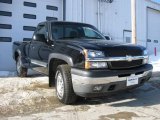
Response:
[55, 65, 77, 104]
[16, 56, 27, 77]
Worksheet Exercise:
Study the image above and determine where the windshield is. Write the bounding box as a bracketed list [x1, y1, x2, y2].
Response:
[51, 23, 105, 40]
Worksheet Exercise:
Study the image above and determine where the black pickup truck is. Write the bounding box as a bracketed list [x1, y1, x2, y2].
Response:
[13, 21, 153, 104]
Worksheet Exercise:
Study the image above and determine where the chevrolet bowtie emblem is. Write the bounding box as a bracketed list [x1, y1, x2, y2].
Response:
[126, 55, 133, 62]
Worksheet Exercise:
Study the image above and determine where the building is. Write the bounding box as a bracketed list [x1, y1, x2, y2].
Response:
[0, 0, 160, 71]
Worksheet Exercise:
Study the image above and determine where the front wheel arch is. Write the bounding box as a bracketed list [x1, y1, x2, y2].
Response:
[48, 58, 68, 87]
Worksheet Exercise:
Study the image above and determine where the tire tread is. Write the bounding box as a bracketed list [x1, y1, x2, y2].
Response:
[56, 65, 77, 104]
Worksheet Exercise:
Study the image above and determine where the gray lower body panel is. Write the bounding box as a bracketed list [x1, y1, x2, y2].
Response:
[71, 65, 152, 97]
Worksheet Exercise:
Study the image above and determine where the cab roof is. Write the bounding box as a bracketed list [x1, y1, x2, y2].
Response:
[38, 20, 92, 26]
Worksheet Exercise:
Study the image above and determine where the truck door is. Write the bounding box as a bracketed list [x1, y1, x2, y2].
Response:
[38, 24, 54, 63]
[29, 23, 49, 67]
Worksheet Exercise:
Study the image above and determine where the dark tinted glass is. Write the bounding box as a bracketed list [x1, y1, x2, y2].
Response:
[0, 24, 12, 29]
[0, 0, 12, 4]
[154, 40, 158, 43]
[46, 17, 58, 21]
[46, 5, 58, 11]
[147, 39, 151, 42]
[0, 11, 12, 16]
[23, 26, 36, 31]
[23, 14, 36, 19]
[23, 38, 32, 41]
[0, 37, 12, 42]
[24, 2, 36, 7]
[51, 23, 104, 40]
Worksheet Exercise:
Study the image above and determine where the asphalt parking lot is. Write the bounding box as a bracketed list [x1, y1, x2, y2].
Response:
[0, 72, 160, 120]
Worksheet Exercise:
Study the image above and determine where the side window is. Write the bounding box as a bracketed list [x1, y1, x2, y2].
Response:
[65, 27, 81, 38]
[52, 25, 82, 39]
[33, 25, 47, 42]
[83, 27, 101, 38]
[52, 26, 63, 39]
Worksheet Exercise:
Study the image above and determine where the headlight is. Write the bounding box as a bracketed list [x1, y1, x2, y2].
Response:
[143, 49, 148, 56]
[143, 49, 149, 64]
[143, 58, 149, 64]
[84, 49, 107, 69]
[84, 50, 105, 58]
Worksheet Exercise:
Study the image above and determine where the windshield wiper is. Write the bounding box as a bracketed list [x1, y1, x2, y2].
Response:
[58, 37, 77, 40]
[85, 37, 102, 39]
[57, 36, 102, 40]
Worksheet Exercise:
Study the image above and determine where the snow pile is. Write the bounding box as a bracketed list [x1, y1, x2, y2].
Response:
[149, 52, 160, 72]
[0, 77, 61, 117]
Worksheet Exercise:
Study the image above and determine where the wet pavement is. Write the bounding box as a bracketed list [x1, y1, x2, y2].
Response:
[0, 72, 160, 120]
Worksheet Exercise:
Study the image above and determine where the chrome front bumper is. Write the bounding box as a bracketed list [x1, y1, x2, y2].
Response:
[71, 66, 152, 97]
[72, 70, 152, 85]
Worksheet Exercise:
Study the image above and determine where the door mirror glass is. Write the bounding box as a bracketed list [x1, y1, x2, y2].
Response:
[105, 36, 112, 40]
[33, 34, 46, 43]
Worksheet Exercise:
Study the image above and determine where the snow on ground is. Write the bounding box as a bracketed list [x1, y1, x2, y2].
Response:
[149, 52, 160, 72]
[0, 75, 63, 118]
[0, 73, 159, 120]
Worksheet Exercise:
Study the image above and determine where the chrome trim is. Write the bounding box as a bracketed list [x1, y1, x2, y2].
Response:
[72, 70, 152, 85]
[31, 59, 47, 67]
[86, 55, 148, 62]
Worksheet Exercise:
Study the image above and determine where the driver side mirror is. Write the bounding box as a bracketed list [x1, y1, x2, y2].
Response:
[105, 36, 112, 40]
[33, 34, 46, 43]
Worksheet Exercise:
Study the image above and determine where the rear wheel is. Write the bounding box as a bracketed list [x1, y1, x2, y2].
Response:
[16, 56, 27, 77]
[55, 65, 77, 104]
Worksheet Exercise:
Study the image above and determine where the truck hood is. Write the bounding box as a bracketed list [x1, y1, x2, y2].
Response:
[56, 39, 145, 57]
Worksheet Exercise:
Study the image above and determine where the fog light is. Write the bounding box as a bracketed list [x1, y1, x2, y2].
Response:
[93, 85, 103, 92]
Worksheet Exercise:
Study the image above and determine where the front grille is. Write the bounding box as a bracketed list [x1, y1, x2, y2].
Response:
[109, 59, 143, 69]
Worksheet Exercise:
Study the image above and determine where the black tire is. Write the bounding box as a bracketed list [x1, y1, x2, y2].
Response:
[16, 56, 27, 77]
[55, 65, 77, 104]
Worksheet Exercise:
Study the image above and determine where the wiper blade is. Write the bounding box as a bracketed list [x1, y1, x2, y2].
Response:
[85, 37, 102, 39]
[58, 37, 77, 40]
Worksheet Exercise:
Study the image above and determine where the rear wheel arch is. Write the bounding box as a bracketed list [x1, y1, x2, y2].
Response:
[15, 50, 28, 77]
[16, 56, 28, 77]
[15, 49, 21, 61]
[15, 51, 19, 61]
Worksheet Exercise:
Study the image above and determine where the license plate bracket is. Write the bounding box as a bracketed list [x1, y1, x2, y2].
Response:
[127, 76, 138, 86]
